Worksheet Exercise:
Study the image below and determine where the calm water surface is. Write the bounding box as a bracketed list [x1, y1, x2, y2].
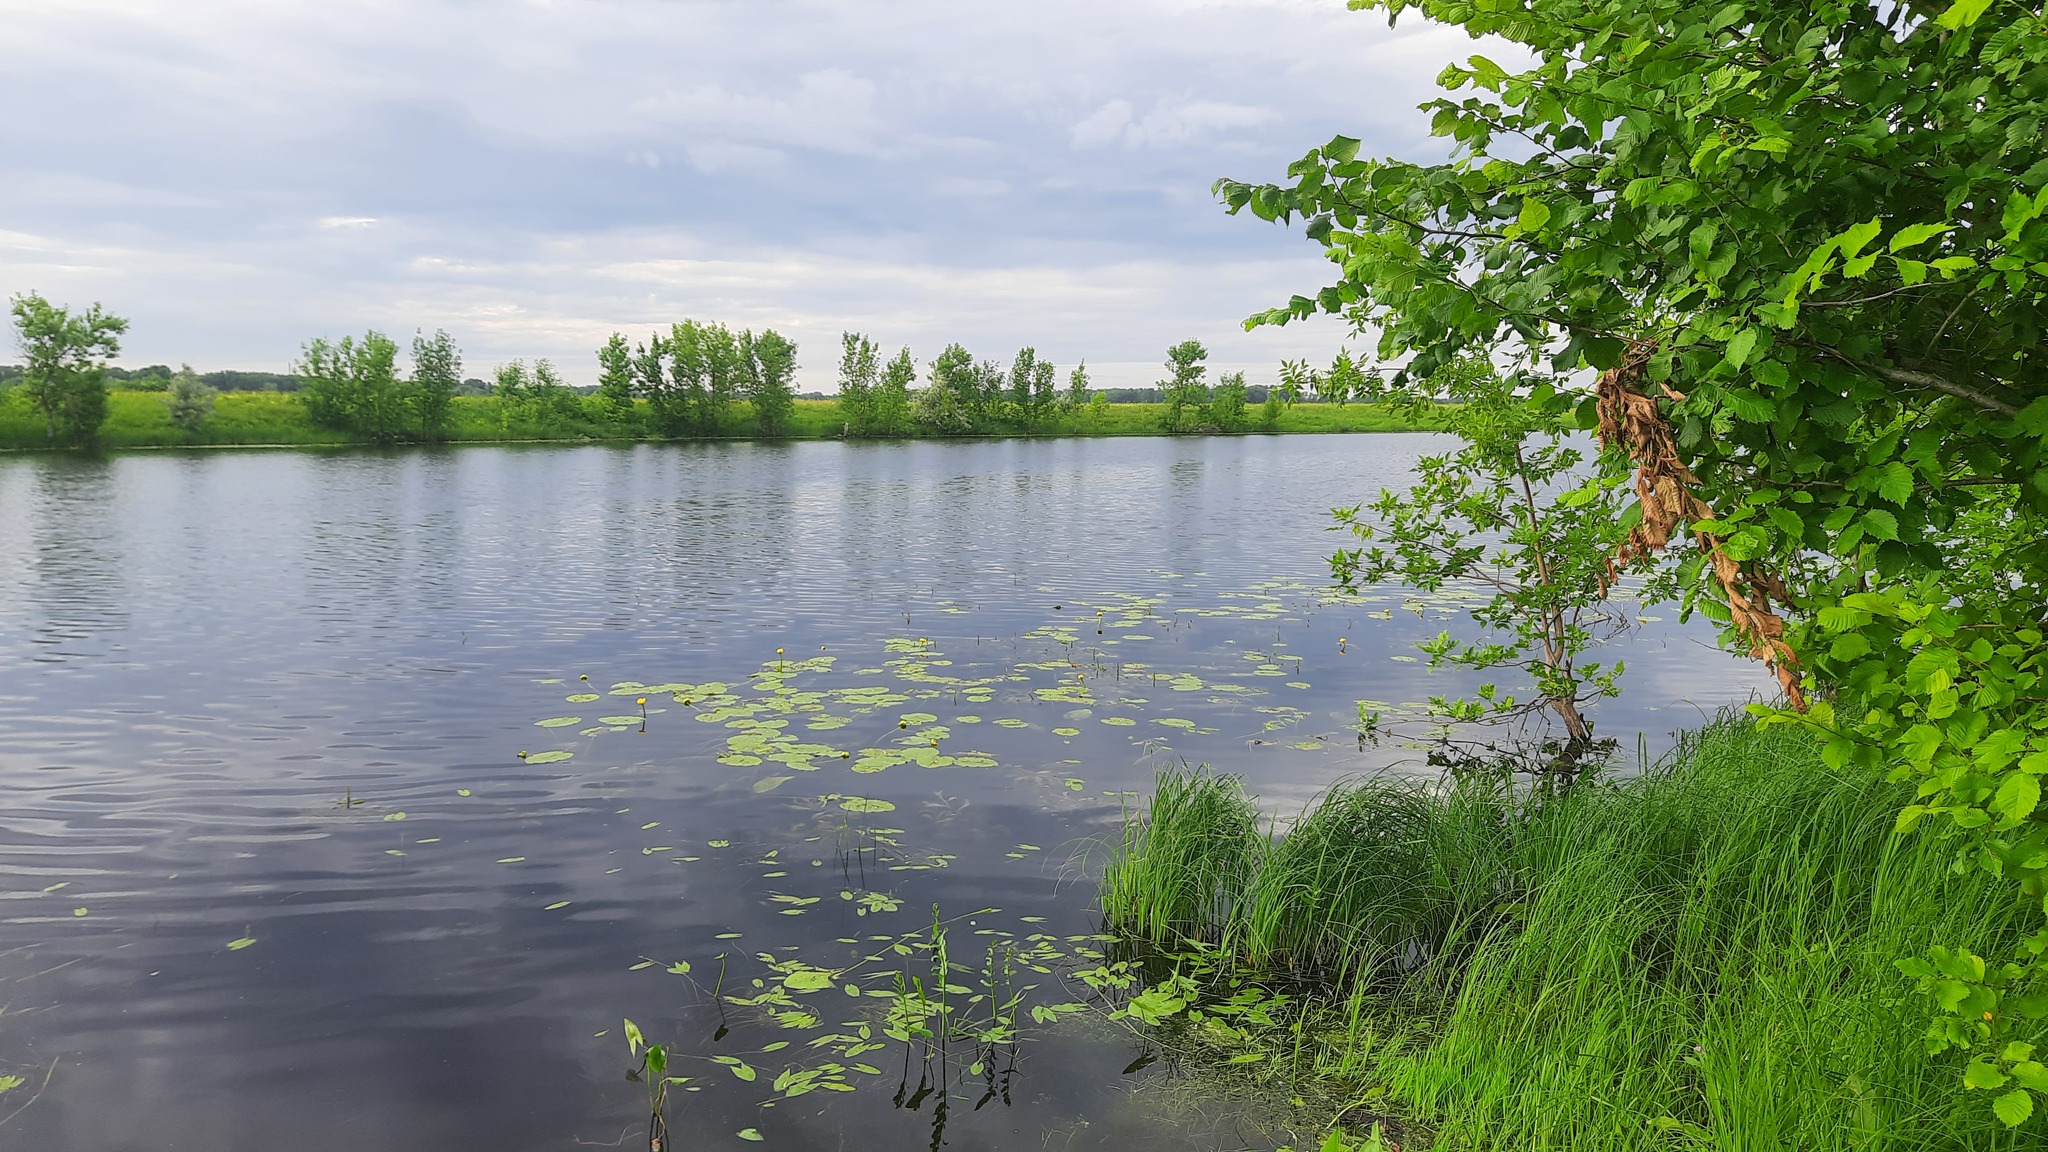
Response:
[0, 436, 1762, 1151]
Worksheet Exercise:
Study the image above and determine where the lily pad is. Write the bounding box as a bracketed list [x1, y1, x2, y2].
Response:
[524, 751, 574, 764]
[534, 717, 582, 728]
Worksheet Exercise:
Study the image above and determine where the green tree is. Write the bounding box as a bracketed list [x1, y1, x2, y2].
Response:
[632, 330, 683, 436]
[528, 359, 582, 426]
[9, 292, 127, 448]
[596, 332, 636, 424]
[1065, 361, 1092, 411]
[746, 328, 797, 437]
[1007, 347, 1040, 424]
[411, 329, 461, 440]
[874, 347, 915, 436]
[917, 344, 979, 435]
[1159, 338, 1209, 432]
[1029, 357, 1058, 426]
[1221, 0, 2048, 1123]
[701, 322, 744, 431]
[299, 332, 410, 442]
[166, 364, 215, 434]
[1319, 348, 1366, 405]
[1333, 358, 1635, 772]
[1210, 370, 1250, 432]
[838, 332, 880, 436]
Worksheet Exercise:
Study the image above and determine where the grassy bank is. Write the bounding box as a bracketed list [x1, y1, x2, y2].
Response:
[1101, 721, 2033, 1150]
[0, 390, 1430, 451]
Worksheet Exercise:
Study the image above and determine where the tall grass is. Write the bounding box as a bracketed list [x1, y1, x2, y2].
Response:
[1101, 721, 2035, 1150]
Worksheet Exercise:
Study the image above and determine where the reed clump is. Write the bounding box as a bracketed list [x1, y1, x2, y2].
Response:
[1100, 719, 2033, 1150]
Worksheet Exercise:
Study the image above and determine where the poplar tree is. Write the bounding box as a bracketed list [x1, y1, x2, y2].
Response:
[1007, 347, 1040, 421]
[668, 321, 713, 435]
[1159, 339, 1209, 432]
[747, 328, 797, 437]
[596, 333, 636, 424]
[874, 347, 915, 436]
[631, 330, 683, 436]
[701, 323, 743, 433]
[411, 329, 461, 440]
[837, 332, 880, 436]
[1029, 358, 1058, 426]
[1065, 361, 1091, 411]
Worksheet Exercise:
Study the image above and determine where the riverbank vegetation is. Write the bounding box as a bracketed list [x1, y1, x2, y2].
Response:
[0, 318, 1427, 450]
[1102, 718, 2031, 1151]
[0, 389, 1421, 451]
[1182, 0, 2048, 1139]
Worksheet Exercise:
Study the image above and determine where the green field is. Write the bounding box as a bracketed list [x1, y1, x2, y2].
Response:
[0, 389, 1432, 452]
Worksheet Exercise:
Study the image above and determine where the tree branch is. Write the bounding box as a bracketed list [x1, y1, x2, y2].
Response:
[1876, 366, 2020, 418]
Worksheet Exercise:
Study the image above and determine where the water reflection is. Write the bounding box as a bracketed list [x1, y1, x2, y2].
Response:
[0, 436, 1766, 1151]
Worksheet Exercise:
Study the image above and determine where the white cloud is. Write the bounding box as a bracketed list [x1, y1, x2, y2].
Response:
[0, 0, 1529, 380]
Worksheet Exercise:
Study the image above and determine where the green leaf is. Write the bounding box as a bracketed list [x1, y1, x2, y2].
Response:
[1994, 1089, 2034, 1128]
[1936, 0, 1995, 29]
[1517, 198, 1553, 235]
[1877, 461, 1916, 505]
[1861, 509, 1900, 541]
[1968, 1059, 2011, 1090]
[1838, 217, 1885, 259]
[737, 1127, 766, 1142]
[1724, 328, 1759, 370]
[1324, 135, 1361, 163]
[1890, 222, 1954, 252]
[1993, 773, 2042, 825]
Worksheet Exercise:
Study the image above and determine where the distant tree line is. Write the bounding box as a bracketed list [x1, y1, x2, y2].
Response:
[597, 320, 800, 438]
[6, 291, 1383, 450]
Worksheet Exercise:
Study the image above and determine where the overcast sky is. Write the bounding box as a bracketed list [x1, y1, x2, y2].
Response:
[0, 0, 1488, 389]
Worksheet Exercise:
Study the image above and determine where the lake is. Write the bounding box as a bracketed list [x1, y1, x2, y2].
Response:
[0, 435, 1763, 1150]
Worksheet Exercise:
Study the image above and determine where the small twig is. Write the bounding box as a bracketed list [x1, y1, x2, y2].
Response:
[0, 1057, 58, 1130]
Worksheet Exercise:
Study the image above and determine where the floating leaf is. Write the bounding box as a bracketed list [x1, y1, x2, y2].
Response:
[545, 901, 571, 911]
[565, 693, 600, 702]
[227, 936, 257, 951]
[737, 1128, 764, 1142]
[534, 717, 582, 728]
[525, 751, 574, 764]
[498, 857, 526, 864]
[841, 797, 895, 813]
[1101, 717, 1137, 727]
[754, 775, 795, 793]
[1053, 727, 1080, 737]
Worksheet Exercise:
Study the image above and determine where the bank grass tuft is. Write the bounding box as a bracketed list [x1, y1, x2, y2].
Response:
[1102, 719, 2035, 1150]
